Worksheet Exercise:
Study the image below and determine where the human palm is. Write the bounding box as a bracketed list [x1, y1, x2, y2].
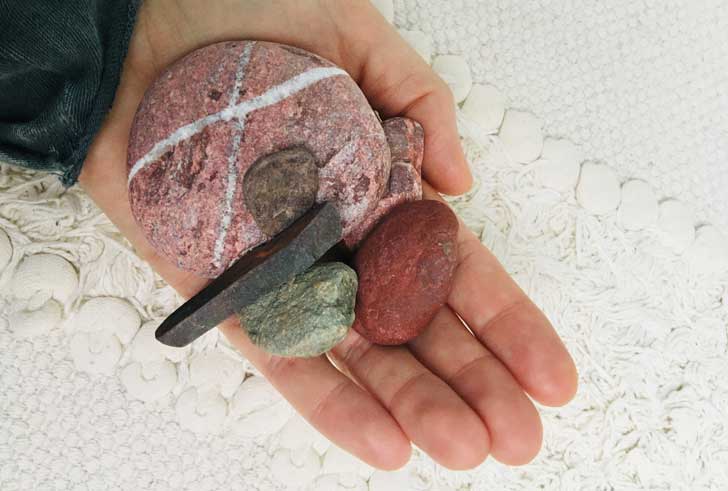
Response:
[80, 0, 577, 470]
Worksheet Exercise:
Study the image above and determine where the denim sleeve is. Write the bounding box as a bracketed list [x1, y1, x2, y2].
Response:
[0, 0, 142, 186]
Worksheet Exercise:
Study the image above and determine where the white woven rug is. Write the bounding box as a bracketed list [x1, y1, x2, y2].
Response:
[2, 1, 728, 489]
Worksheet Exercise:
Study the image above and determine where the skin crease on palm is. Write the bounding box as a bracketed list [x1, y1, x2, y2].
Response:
[79, 0, 578, 471]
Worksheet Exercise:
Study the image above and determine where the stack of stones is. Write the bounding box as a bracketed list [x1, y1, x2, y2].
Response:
[127, 41, 458, 357]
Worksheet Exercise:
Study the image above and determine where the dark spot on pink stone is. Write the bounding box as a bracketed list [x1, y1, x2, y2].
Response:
[144, 165, 167, 205]
[243, 147, 319, 237]
[175, 129, 210, 190]
[353, 175, 371, 198]
[208, 89, 222, 101]
[383, 117, 424, 173]
[384, 127, 409, 162]
[388, 164, 415, 195]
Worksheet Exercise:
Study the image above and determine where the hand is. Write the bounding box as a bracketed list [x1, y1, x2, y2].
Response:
[80, 0, 577, 470]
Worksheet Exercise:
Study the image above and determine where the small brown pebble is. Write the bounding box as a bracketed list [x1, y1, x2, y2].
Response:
[353, 200, 459, 345]
[243, 147, 319, 236]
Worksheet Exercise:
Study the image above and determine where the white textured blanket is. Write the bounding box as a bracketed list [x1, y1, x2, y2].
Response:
[1, 1, 727, 490]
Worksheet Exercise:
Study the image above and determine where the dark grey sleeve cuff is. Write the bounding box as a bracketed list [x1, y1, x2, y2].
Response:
[0, 0, 143, 186]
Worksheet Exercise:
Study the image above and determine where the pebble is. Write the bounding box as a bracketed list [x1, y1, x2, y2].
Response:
[8, 300, 62, 338]
[157, 202, 343, 348]
[354, 200, 458, 345]
[0, 228, 12, 271]
[658, 200, 695, 253]
[243, 147, 319, 237]
[189, 352, 245, 398]
[128, 41, 390, 277]
[432, 55, 473, 103]
[384, 117, 424, 175]
[120, 360, 177, 402]
[617, 180, 658, 230]
[230, 377, 290, 438]
[278, 414, 320, 451]
[309, 474, 368, 491]
[313, 433, 333, 456]
[346, 117, 424, 247]
[129, 321, 189, 364]
[10, 253, 78, 305]
[370, 0, 394, 23]
[175, 388, 227, 434]
[69, 331, 122, 375]
[74, 297, 141, 345]
[576, 163, 621, 214]
[322, 445, 373, 479]
[230, 376, 281, 415]
[535, 138, 582, 191]
[686, 226, 728, 275]
[499, 110, 544, 163]
[230, 399, 291, 438]
[461, 84, 506, 134]
[277, 414, 331, 455]
[368, 469, 411, 491]
[398, 29, 432, 62]
[270, 448, 322, 487]
[239, 262, 357, 357]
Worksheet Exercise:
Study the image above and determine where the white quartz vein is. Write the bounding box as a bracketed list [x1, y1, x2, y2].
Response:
[212, 43, 254, 267]
[127, 66, 349, 183]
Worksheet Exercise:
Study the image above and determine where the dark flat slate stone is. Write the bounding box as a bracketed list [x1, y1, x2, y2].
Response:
[156, 202, 342, 347]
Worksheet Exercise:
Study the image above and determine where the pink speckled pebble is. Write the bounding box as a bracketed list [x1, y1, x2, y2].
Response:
[127, 41, 391, 277]
[345, 117, 424, 247]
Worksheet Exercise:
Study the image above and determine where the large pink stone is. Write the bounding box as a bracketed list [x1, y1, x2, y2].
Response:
[127, 41, 391, 277]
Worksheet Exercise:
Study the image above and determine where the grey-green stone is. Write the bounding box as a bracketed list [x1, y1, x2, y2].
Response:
[238, 262, 358, 357]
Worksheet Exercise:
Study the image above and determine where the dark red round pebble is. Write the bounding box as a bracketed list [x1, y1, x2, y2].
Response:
[353, 200, 459, 345]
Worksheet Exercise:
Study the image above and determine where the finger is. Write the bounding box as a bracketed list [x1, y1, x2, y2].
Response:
[409, 307, 543, 465]
[218, 319, 411, 470]
[324, 3, 472, 195]
[329, 325, 490, 470]
[423, 184, 579, 406]
[448, 219, 579, 406]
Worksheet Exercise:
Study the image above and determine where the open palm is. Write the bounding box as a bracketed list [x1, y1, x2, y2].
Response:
[80, 0, 577, 470]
